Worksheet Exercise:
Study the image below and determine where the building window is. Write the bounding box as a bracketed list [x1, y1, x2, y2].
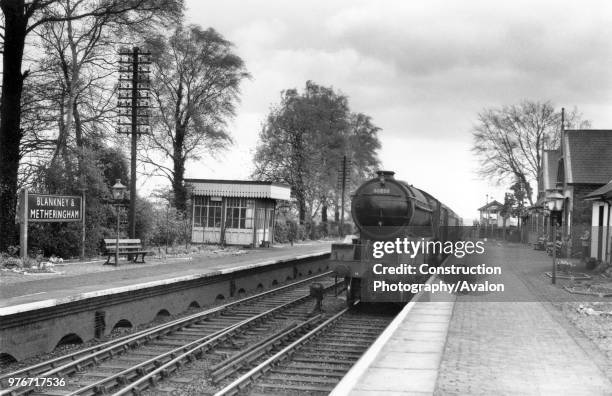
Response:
[226, 198, 247, 229]
[193, 196, 222, 228]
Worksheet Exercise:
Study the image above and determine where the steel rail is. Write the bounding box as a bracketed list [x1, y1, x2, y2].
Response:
[213, 307, 350, 396]
[0, 271, 334, 396]
[209, 315, 322, 383]
[107, 285, 337, 396]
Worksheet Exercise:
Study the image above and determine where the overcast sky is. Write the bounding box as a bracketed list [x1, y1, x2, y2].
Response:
[175, 0, 612, 221]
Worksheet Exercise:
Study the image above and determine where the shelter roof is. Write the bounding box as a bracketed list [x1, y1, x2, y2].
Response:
[584, 180, 612, 201]
[185, 179, 291, 200]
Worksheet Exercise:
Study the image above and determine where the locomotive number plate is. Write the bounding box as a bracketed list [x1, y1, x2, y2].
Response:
[373, 188, 390, 194]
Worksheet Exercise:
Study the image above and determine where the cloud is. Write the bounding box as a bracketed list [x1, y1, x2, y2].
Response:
[176, 0, 612, 218]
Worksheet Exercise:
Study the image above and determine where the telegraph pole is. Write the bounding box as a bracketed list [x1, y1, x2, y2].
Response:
[117, 47, 151, 238]
[337, 156, 351, 236]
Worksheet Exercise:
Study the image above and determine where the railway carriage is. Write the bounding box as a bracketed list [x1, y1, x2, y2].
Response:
[331, 170, 462, 305]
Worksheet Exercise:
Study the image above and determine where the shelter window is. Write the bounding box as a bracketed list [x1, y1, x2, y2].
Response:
[193, 196, 222, 228]
[226, 198, 247, 229]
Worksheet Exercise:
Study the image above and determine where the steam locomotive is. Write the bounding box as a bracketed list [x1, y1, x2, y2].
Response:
[331, 170, 462, 305]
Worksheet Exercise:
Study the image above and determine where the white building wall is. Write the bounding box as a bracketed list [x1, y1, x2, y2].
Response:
[591, 202, 611, 261]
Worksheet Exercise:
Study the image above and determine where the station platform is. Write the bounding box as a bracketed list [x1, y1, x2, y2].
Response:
[0, 242, 332, 314]
[332, 242, 612, 395]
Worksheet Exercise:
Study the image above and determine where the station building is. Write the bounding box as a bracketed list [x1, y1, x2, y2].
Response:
[185, 179, 291, 246]
[477, 200, 519, 228]
[534, 129, 612, 258]
[477, 200, 502, 228]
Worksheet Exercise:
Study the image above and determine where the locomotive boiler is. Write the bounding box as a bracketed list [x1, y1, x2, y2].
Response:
[331, 170, 462, 305]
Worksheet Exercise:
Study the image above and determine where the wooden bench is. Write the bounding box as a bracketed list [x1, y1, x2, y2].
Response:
[546, 240, 565, 257]
[533, 237, 547, 251]
[103, 239, 150, 265]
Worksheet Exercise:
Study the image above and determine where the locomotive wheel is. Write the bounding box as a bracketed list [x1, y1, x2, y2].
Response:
[345, 277, 361, 307]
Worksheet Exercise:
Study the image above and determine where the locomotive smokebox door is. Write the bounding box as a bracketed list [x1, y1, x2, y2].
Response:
[310, 282, 324, 312]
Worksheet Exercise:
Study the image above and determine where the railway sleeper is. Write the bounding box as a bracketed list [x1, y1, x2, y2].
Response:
[115, 356, 154, 364]
[341, 317, 390, 323]
[270, 367, 346, 377]
[324, 332, 378, 338]
[221, 311, 259, 317]
[137, 346, 174, 353]
[242, 327, 274, 334]
[328, 330, 380, 337]
[299, 348, 365, 357]
[188, 323, 238, 330]
[99, 362, 137, 370]
[316, 340, 372, 347]
[30, 390, 73, 396]
[291, 356, 357, 365]
[285, 361, 352, 370]
[72, 370, 111, 380]
[148, 340, 192, 348]
[335, 321, 384, 328]
[337, 323, 388, 330]
[255, 382, 334, 393]
[179, 327, 219, 333]
[265, 373, 340, 384]
[162, 333, 205, 340]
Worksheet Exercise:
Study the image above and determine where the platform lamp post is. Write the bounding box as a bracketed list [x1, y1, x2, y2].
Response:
[546, 190, 564, 284]
[111, 179, 127, 266]
[185, 184, 195, 250]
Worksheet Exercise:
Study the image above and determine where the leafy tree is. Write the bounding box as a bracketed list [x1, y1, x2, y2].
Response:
[471, 100, 589, 205]
[142, 25, 250, 211]
[253, 81, 381, 224]
[0, 0, 183, 250]
[499, 192, 516, 240]
[334, 112, 381, 221]
[148, 205, 191, 248]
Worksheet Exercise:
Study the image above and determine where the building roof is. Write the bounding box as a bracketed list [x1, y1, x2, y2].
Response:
[585, 180, 612, 201]
[477, 200, 503, 212]
[563, 130, 612, 184]
[185, 179, 291, 200]
[541, 149, 561, 191]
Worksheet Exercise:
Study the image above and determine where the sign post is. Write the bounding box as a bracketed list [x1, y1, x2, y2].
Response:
[19, 189, 28, 260]
[81, 193, 86, 260]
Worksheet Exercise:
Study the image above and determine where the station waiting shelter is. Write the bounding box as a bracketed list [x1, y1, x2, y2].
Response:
[185, 179, 291, 247]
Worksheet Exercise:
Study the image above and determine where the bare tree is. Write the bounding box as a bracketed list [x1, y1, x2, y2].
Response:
[40, 0, 181, 162]
[471, 100, 589, 205]
[0, 0, 183, 250]
[142, 25, 250, 211]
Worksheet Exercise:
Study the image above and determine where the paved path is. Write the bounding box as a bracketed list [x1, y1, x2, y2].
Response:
[0, 242, 332, 309]
[435, 243, 612, 395]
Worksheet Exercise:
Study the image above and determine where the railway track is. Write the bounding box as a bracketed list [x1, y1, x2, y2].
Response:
[0, 272, 341, 396]
[212, 305, 396, 396]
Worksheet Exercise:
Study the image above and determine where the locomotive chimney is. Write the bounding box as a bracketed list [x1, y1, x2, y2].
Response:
[376, 170, 395, 179]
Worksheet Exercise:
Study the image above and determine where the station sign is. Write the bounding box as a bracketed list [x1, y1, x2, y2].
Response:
[27, 194, 82, 222]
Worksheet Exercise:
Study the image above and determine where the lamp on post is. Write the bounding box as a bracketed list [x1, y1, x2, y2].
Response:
[185, 184, 195, 250]
[545, 190, 564, 284]
[111, 179, 127, 266]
